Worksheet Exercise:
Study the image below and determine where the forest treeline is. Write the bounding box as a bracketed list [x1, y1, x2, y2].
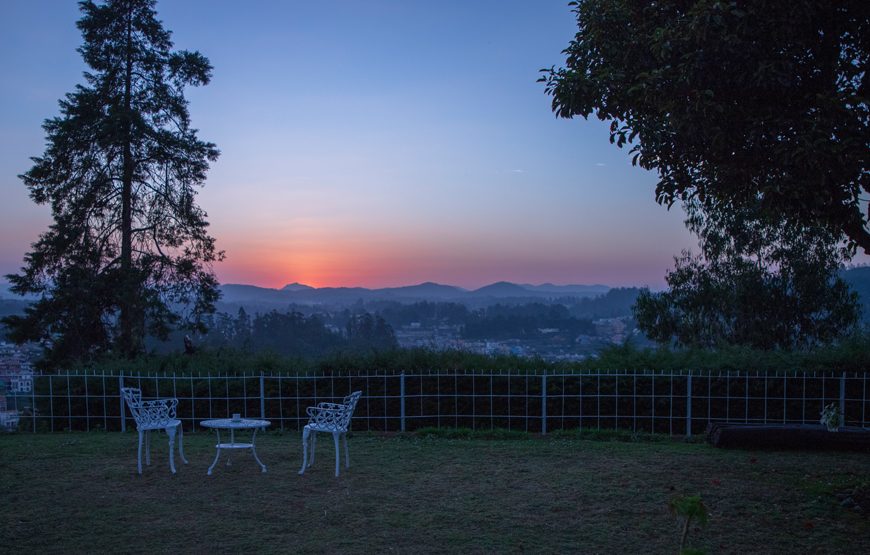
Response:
[369, 287, 640, 326]
[87, 333, 870, 377]
[187, 287, 642, 355]
[194, 310, 397, 358]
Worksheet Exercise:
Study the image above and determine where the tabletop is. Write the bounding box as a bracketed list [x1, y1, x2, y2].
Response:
[200, 418, 271, 430]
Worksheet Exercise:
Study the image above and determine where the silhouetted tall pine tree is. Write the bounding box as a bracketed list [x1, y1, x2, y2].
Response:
[4, 0, 221, 365]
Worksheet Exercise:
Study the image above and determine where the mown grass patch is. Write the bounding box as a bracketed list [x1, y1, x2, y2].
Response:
[0, 431, 867, 553]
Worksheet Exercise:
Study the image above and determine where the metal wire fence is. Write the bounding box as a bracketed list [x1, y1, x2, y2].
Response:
[9, 369, 869, 436]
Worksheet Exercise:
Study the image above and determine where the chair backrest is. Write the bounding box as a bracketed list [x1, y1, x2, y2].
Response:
[121, 387, 143, 421]
[121, 387, 177, 428]
[340, 391, 362, 430]
[310, 391, 362, 432]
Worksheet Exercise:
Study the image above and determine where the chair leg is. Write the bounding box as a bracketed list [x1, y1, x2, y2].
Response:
[333, 432, 340, 477]
[298, 426, 310, 475]
[145, 430, 151, 466]
[343, 432, 350, 469]
[137, 430, 144, 475]
[167, 426, 177, 474]
[178, 425, 188, 464]
[310, 432, 317, 466]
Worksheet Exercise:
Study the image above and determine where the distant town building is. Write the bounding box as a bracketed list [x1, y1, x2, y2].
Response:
[0, 342, 37, 431]
[593, 318, 627, 344]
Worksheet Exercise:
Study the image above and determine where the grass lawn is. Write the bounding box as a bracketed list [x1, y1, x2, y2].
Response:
[0, 430, 867, 553]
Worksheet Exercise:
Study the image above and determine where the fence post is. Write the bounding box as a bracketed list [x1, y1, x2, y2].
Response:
[400, 372, 406, 433]
[119, 375, 125, 433]
[260, 373, 266, 420]
[840, 371, 846, 424]
[685, 373, 693, 438]
[541, 371, 547, 435]
[31, 375, 37, 433]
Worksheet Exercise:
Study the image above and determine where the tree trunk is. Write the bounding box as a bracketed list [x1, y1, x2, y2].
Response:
[120, 9, 136, 357]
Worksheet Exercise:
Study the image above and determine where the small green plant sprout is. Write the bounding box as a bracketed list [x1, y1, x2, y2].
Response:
[668, 494, 709, 555]
[820, 403, 843, 431]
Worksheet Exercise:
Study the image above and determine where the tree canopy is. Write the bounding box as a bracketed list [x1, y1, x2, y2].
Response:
[4, 0, 221, 366]
[634, 206, 860, 349]
[542, 0, 869, 251]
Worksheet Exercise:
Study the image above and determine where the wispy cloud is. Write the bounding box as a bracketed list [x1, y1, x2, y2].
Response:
[595, 162, 606, 167]
[511, 169, 525, 174]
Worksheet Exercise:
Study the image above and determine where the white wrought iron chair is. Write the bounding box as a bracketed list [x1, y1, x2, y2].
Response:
[298, 391, 362, 477]
[121, 387, 188, 474]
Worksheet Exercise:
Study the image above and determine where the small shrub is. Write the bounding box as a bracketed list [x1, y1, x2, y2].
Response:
[669, 494, 709, 554]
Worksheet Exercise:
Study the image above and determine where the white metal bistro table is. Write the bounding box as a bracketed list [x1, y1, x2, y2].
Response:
[200, 418, 271, 475]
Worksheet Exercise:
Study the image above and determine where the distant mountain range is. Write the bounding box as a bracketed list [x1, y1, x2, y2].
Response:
[216, 280, 611, 309]
[4, 267, 870, 317]
[0, 280, 607, 304]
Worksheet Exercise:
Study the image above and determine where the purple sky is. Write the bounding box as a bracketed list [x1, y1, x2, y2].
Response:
[0, 1, 702, 289]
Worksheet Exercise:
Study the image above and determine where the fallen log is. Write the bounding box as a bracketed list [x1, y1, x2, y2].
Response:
[706, 423, 870, 452]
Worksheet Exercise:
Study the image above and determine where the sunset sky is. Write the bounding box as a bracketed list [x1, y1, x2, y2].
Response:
[0, 0, 700, 290]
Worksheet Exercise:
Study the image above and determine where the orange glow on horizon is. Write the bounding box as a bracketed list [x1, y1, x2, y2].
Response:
[213, 234, 675, 291]
[216, 240, 416, 290]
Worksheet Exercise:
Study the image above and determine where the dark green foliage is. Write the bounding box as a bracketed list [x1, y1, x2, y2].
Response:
[250, 311, 345, 358]
[842, 267, 870, 322]
[232, 307, 252, 350]
[592, 335, 870, 373]
[194, 309, 397, 360]
[0, 300, 29, 341]
[71, 331, 870, 377]
[634, 254, 858, 350]
[316, 347, 548, 374]
[634, 204, 860, 349]
[85, 348, 303, 376]
[4, 0, 220, 366]
[669, 495, 709, 554]
[82, 346, 548, 376]
[345, 313, 398, 351]
[543, 0, 870, 252]
[371, 291, 642, 326]
[669, 495, 709, 525]
[544, 1, 866, 350]
[568, 287, 640, 319]
[366, 294, 639, 339]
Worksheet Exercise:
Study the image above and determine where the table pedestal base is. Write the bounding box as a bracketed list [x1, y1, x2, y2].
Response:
[206, 426, 267, 475]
